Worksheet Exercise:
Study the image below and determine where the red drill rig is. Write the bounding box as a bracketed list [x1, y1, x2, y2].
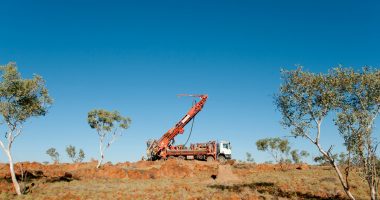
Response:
[146, 94, 232, 162]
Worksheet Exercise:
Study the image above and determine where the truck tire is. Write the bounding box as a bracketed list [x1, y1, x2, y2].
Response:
[178, 156, 185, 160]
[218, 155, 226, 163]
[207, 156, 215, 162]
[168, 156, 175, 160]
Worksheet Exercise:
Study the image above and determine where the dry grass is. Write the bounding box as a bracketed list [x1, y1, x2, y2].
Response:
[233, 164, 369, 199]
[0, 162, 372, 200]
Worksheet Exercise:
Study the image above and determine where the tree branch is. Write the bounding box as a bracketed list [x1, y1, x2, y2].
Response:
[13, 125, 23, 141]
[303, 132, 316, 144]
[106, 127, 119, 149]
[0, 139, 7, 153]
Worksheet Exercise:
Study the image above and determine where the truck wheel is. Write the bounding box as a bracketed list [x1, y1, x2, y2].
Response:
[207, 156, 215, 162]
[168, 156, 175, 160]
[218, 155, 226, 163]
[178, 156, 185, 160]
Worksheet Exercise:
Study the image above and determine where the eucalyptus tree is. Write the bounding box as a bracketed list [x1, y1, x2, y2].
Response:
[66, 145, 85, 163]
[0, 63, 52, 195]
[276, 67, 355, 199]
[88, 109, 131, 168]
[246, 152, 254, 163]
[46, 148, 60, 163]
[290, 150, 309, 164]
[333, 67, 380, 200]
[256, 137, 291, 165]
[78, 149, 85, 163]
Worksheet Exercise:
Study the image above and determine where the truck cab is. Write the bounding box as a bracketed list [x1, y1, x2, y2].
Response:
[217, 141, 232, 161]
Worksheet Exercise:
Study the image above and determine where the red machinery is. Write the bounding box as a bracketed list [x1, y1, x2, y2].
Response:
[146, 94, 209, 161]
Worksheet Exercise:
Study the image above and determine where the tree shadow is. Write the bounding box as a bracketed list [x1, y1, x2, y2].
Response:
[2, 171, 79, 195]
[209, 182, 347, 200]
[2, 170, 45, 183]
[45, 172, 78, 183]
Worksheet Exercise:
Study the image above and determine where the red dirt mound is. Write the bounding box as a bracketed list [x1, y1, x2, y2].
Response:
[115, 162, 132, 168]
[215, 164, 241, 184]
[131, 161, 156, 169]
[72, 165, 128, 179]
[0, 162, 129, 183]
[127, 168, 160, 179]
[126, 160, 219, 180]
[158, 159, 193, 178]
[127, 160, 193, 180]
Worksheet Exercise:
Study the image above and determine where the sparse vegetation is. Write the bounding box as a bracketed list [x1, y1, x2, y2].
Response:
[333, 68, 380, 200]
[66, 145, 85, 163]
[333, 152, 349, 166]
[276, 67, 356, 199]
[313, 153, 343, 166]
[291, 150, 309, 164]
[276, 67, 380, 200]
[245, 152, 254, 163]
[88, 109, 131, 168]
[46, 148, 60, 164]
[0, 63, 52, 195]
[0, 161, 371, 199]
[256, 137, 291, 167]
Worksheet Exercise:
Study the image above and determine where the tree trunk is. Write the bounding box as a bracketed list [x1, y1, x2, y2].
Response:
[97, 153, 104, 169]
[314, 122, 355, 200]
[5, 150, 21, 195]
[318, 147, 355, 200]
[97, 138, 104, 169]
[370, 185, 376, 200]
[330, 161, 355, 200]
[368, 179, 377, 200]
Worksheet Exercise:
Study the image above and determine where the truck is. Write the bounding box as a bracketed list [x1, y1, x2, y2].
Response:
[146, 94, 232, 162]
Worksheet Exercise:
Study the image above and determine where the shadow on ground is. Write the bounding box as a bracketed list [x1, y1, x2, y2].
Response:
[209, 182, 348, 200]
[2, 170, 78, 195]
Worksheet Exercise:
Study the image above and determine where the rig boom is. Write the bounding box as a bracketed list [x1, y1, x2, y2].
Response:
[147, 94, 208, 160]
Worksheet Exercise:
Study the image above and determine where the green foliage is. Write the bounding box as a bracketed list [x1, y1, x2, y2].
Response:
[275, 67, 361, 199]
[290, 150, 300, 164]
[300, 150, 310, 158]
[256, 137, 290, 163]
[78, 149, 85, 162]
[46, 148, 59, 163]
[291, 150, 310, 164]
[66, 145, 85, 163]
[313, 154, 339, 166]
[88, 109, 131, 168]
[313, 155, 328, 165]
[291, 151, 300, 164]
[338, 152, 348, 166]
[0, 63, 52, 127]
[66, 145, 76, 162]
[332, 67, 380, 199]
[276, 67, 339, 139]
[0, 62, 52, 195]
[246, 152, 254, 163]
[333, 68, 380, 152]
[88, 110, 131, 134]
[280, 67, 380, 166]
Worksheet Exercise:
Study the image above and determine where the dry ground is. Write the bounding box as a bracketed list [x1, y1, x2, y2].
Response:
[0, 160, 370, 199]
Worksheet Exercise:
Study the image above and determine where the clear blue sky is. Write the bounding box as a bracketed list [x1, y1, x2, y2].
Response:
[0, 0, 379, 163]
